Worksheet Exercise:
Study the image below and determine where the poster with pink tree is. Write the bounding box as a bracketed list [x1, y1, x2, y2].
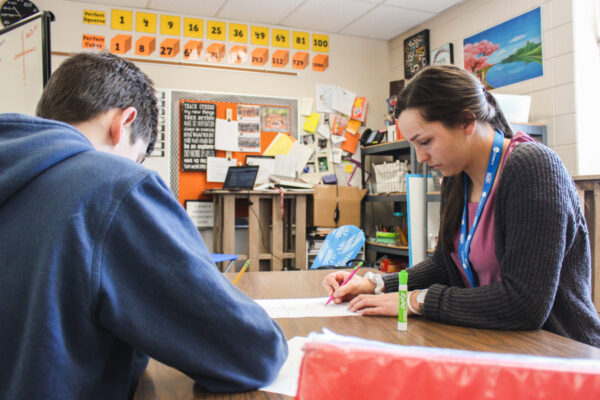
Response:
[463, 8, 542, 89]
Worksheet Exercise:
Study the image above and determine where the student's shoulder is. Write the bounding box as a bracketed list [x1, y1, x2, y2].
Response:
[75, 151, 165, 193]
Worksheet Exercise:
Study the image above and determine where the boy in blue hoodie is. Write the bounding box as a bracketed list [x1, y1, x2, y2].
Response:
[0, 52, 287, 400]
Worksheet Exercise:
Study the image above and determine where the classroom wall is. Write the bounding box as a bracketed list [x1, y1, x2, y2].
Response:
[390, 0, 599, 175]
[40, 0, 390, 146]
[36, 0, 390, 260]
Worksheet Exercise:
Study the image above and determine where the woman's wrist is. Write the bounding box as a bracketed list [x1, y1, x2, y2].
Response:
[408, 289, 427, 315]
[364, 271, 385, 294]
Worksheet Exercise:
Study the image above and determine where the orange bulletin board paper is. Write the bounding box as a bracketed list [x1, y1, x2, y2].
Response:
[177, 101, 291, 205]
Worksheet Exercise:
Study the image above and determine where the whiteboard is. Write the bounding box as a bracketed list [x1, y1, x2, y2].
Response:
[0, 12, 52, 115]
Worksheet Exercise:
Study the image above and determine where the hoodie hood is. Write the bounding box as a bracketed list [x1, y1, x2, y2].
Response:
[0, 113, 94, 206]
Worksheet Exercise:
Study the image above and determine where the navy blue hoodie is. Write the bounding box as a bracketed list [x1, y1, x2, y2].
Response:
[0, 114, 287, 399]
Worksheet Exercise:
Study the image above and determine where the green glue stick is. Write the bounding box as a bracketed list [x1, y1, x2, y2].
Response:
[397, 270, 408, 331]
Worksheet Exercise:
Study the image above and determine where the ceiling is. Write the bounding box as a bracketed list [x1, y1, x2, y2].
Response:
[66, 0, 464, 40]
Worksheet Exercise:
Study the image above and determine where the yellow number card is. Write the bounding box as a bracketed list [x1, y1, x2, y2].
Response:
[183, 17, 203, 38]
[272, 29, 289, 48]
[292, 31, 309, 50]
[207, 21, 226, 41]
[312, 34, 329, 52]
[251, 26, 269, 46]
[229, 23, 247, 43]
[111, 9, 133, 31]
[160, 15, 181, 35]
[135, 12, 156, 33]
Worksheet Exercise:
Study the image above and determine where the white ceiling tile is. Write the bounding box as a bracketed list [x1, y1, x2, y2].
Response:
[383, 0, 464, 13]
[217, 0, 305, 25]
[66, 0, 150, 8]
[341, 4, 433, 39]
[145, 0, 227, 16]
[281, 0, 377, 32]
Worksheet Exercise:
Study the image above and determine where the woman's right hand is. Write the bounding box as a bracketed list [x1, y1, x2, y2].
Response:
[322, 271, 376, 304]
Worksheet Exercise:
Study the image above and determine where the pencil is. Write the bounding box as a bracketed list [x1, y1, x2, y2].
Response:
[232, 259, 251, 286]
[325, 261, 364, 305]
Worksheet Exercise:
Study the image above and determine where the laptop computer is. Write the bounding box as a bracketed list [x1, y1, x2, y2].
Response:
[222, 166, 259, 190]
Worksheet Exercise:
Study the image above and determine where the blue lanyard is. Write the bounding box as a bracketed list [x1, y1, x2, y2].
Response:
[459, 130, 504, 287]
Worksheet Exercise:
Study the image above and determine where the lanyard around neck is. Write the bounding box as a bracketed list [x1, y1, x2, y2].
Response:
[458, 130, 504, 287]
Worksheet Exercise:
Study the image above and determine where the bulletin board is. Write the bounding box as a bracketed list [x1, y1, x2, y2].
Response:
[169, 90, 298, 204]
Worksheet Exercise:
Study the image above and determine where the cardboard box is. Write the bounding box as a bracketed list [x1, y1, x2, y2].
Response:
[309, 185, 366, 228]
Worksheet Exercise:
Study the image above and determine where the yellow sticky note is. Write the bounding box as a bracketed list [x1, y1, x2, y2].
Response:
[229, 23, 247, 43]
[251, 26, 269, 45]
[111, 9, 133, 31]
[303, 113, 320, 133]
[272, 29, 289, 48]
[312, 34, 329, 53]
[160, 15, 180, 35]
[207, 21, 226, 41]
[264, 133, 295, 156]
[135, 12, 156, 33]
[184, 17, 203, 38]
[345, 163, 354, 173]
[83, 10, 105, 25]
[292, 31, 309, 50]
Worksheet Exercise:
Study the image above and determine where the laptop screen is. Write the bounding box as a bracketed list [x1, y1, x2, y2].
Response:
[222, 166, 259, 190]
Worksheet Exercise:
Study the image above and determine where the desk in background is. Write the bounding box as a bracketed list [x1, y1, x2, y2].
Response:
[134, 269, 600, 400]
[204, 189, 312, 272]
[573, 175, 600, 312]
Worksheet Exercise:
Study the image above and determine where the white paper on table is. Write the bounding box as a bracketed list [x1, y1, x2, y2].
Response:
[206, 157, 237, 182]
[290, 141, 314, 173]
[214, 118, 240, 152]
[300, 97, 314, 116]
[254, 297, 359, 318]
[317, 124, 331, 138]
[332, 86, 356, 116]
[260, 336, 308, 397]
[274, 154, 298, 178]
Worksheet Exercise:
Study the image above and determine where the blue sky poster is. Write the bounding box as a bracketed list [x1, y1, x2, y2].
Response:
[463, 8, 543, 89]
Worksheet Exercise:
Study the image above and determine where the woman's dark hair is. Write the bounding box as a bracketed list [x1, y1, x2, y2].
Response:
[395, 65, 514, 251]
[36, 52, 158, 156]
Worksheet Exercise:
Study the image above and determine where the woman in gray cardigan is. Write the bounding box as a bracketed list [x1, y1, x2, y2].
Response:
[323, 65, 600, 347]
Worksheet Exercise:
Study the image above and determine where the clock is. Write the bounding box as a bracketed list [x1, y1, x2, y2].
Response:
[1, 0, 39, 28]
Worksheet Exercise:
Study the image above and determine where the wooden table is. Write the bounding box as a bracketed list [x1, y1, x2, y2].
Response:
[205, 189, 312, 272]
[134, 269, 600, 400]
[573, 175, 600, 311]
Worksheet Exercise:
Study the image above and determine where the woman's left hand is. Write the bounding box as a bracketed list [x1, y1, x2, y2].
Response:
[348, 292, 399, 316]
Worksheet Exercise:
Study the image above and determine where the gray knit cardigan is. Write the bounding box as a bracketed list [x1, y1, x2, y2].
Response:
[383, 141, 600, 347]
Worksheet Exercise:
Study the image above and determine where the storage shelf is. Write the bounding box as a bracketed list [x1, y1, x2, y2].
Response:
[366, 192, 407, 202]
[362, 140, 411, 156]
[366, 240, 409, 256]
[427, 192, 441, 202]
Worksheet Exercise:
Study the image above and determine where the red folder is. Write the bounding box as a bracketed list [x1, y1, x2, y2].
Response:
[296, 340, 600, 399]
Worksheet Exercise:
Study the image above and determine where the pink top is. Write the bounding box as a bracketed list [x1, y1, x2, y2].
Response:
[450, 132, 534, 287]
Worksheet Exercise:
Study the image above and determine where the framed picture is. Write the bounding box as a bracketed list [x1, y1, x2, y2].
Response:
[463, 7, 542, 89]
[404, 29, 430, 79]
[317, 156, 329, 172]
[431, 43, 454, 65]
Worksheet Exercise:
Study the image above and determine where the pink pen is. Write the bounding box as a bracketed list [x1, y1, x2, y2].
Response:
[325, 262, 364, 305]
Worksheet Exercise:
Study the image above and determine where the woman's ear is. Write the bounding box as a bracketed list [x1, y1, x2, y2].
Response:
[460, 110, 476, 136]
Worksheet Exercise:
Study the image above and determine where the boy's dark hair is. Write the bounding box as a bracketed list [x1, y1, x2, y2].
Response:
[395, 65, 514, 252]
[36, 52, 158, 156]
